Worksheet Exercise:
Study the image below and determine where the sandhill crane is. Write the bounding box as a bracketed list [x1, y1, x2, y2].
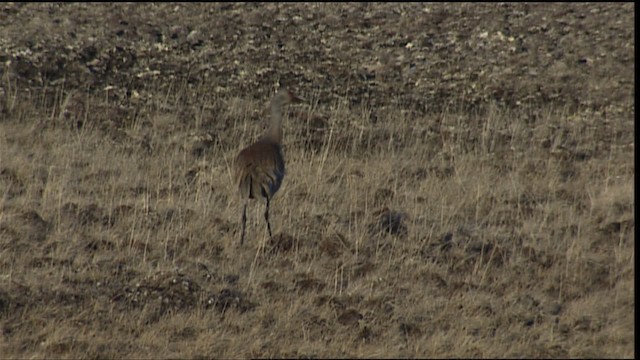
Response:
[234, 89, 304, 245]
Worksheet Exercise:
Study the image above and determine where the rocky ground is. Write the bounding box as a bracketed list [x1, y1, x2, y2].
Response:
[1, 3, 634, 113]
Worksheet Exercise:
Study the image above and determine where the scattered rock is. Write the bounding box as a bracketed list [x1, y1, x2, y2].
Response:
[368, 207, 408, 237]
[206, 288, 256, 314]
[398, 320, 422, 338]
[294, 273, 326, 293]
[267, 232, 297, 254]
[337, 308, 363, 326]
[318, 232, 350, 257]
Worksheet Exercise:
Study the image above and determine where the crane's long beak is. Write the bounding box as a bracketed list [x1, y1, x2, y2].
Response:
[290, 91, 305, 104]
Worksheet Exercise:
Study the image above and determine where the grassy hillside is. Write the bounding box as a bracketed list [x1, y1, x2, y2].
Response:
[0, 3, 634, 358]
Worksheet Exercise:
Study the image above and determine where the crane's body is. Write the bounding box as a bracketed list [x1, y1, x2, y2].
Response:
[235, 139, 285, 200]
[234, 89, 303, 244]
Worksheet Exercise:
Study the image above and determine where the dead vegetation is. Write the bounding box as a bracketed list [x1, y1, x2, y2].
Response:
[0, 3, 635, 359]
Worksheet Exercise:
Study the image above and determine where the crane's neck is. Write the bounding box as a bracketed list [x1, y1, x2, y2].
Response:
[265, 99, 284, 144]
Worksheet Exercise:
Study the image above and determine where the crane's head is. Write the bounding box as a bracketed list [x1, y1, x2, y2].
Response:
[273, 89, 305, 106]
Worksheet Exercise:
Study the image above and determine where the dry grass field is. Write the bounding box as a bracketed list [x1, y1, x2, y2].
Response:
[0, 3, 635, 358]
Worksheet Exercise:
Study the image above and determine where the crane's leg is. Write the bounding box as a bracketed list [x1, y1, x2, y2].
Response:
[264, 197, 273, 239]
[240, 201, 248, 245]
